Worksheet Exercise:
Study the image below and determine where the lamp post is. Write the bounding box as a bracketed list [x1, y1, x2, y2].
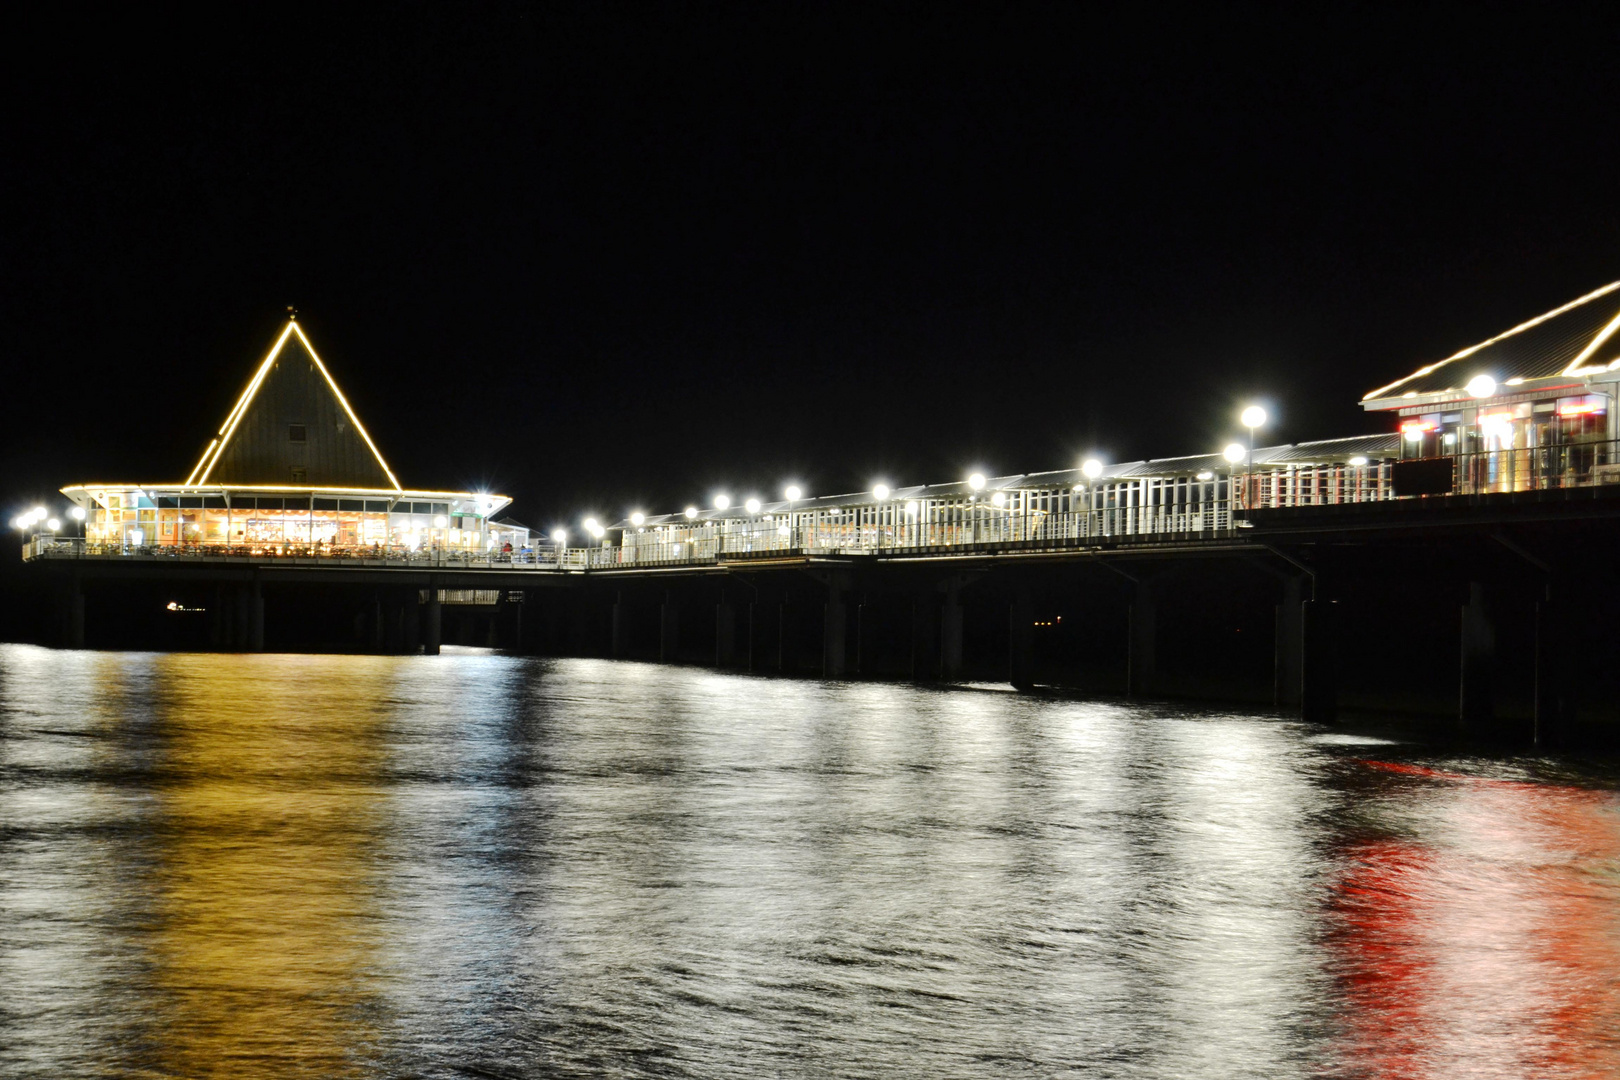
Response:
[1239, 406, 1267, 511]
[783, 485, 802, 549]
[1223, 442, 1247, 522]
[967, 473, 985, 544]
[872, 484, 890, 550]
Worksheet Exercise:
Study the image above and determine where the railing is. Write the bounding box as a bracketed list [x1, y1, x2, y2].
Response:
[1449, 439, 1620, 495]
[20, 537, 593, 570]
[1238, 461, 1394, 510]
[23, 446, 1620, 570]
[603, 501, 1237, 566]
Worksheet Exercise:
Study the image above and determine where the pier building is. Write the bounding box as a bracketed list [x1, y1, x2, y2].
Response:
[56, 318, 518, 558]
[1363, 281, 1620, 494]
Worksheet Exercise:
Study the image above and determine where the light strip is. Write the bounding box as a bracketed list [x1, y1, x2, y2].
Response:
[182, 439, 217, 486]
[61, 483, 508, 500]
[289, 322, 402, 491]
[192, 321, 298, 486]
[1562, 307, 1620, 376]
[1362, 280, 1620, 401]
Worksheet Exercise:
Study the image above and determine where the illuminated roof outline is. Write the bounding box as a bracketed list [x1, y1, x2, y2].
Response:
[186, 317, 403, 490]
[1363, 281, 1620, 403]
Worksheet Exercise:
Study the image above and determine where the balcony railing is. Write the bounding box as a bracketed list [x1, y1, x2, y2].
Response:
[22, 444, 1620, 570]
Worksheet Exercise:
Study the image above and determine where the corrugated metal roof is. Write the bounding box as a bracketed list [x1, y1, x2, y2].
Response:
[1364, 282, 1620, 401]
[206, 330, 395, 488]
[190, 321, 402, 489]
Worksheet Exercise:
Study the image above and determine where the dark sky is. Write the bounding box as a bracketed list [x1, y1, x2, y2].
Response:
[3, 3, 1617, 537]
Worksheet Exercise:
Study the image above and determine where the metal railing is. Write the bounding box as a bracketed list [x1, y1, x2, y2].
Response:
[23, 445, 1620, 570]
[1448, 439, 1620, 495]
[20, 538, 593, 570]
[1237, 462, 1394, 509]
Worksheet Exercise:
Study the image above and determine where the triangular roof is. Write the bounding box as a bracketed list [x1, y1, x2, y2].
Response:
[1363, 281, 1620, 402]
[184, 319, 401, 489]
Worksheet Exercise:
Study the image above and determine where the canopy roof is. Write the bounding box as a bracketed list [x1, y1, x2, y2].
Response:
[1363, 281, 1620, 405]
[184, 319, 402, 490]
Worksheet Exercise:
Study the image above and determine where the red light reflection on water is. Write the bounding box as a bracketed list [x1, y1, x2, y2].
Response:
[1328, 760, 1620, 1078]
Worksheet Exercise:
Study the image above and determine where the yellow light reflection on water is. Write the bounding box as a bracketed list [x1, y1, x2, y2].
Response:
[139, 654, 396, 1079]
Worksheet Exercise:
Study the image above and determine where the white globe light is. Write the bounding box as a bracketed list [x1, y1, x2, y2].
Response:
[991, 492, 1006, 507]
[31, 506, 45, 517]
[873, 484, 890, 501]
[46, 518, 60, 531]
[1404, 428, 1425, 443]
[1348, 455, 1369, 467]
[551, 529, 567, 542]
[1223, 443, 1247, 463]
[583, 517, 598, 530]
[684, 506, 698, 519]
[589, 523, 605, 538]
[778, 525, 791, 537]
[70, 506, 87, 521]
[784, 484, 802, 501]
[1196, 471, 1214, 481]
[745, 498, 761, 514]
[904, 500, 919, 516]
[968, 473, 986, 491]
[1241, 405, 1267, 429]
[1466, 375, 1497, 399]
[433, 515, 448, 528]
[630, 512, 645, 526]
[1081, 459, 1103, 480]
[713, 494, 730, 511]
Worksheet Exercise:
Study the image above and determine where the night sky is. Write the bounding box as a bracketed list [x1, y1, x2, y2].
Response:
[4, 4, 1617, 545]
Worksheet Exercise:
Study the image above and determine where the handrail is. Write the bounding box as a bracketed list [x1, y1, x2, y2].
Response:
[22, 445, 1620, 569]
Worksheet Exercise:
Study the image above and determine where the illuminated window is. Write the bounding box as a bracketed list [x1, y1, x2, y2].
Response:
[290, 467, 307, 483]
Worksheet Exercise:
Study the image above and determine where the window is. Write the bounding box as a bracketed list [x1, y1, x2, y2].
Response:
[288, 425, 307, 442]
[290, 467, 307, 483]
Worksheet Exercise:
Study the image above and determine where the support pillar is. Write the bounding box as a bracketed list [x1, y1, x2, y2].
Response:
[776, 599, 791, 672]
[232, 586, 253, 649]
[941, 584, 963, 682]
[1300, 598, 1337, 723]
[660, 590, 680, 663]
[404, 589, 422, 654]
[1274, 576, 1305, 708]
[423, 586, 442, 655]
[208, 586, 225, 649]
[1459, 581, 1495, 727]
[715, 596, 736, 667]
[1008, 583, 1034, 690]
[910, 594, 941, 680]
[611, 592, 630, 658]
[62, 572, 85, 649]
[854, 595, 867, 676]
[1127, 582, 1156, 697]
[1533, 594, 1569, 748]
[823, 578, 848, 678]
[248, 577, 264, 652]
[367, 592, 385, 652]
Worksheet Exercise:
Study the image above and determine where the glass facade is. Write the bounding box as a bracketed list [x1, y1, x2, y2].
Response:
[1397, 391, 1615, 493]
[74, 488, 504, 555]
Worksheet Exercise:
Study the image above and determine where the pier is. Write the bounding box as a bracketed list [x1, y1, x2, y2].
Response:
[16, 284, 1620, 741]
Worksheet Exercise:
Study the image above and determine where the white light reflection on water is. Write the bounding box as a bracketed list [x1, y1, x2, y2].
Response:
[2, 645, 1619, 1078]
